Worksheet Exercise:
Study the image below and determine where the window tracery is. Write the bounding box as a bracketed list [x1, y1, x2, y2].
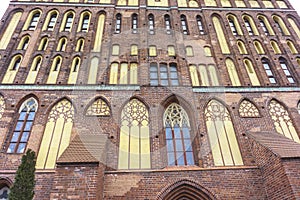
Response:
[86, 98, 110, 116]
[239, 100, 260, 118]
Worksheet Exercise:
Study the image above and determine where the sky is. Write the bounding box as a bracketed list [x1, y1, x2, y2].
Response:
[0, 0, 300, 19]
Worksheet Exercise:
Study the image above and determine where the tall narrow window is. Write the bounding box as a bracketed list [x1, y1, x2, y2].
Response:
[68, 57, 81, 84]
[237, 40, 248, 54]
[164, 103, 194, 166]
[149, 45, 157, 57]
[132, 14, 138, 34]
[253, 40, 265, 54]
[228, 16, 238, 35]
[150, 63, 158, 85]
[205, 100, 243, 166]
[131, 44, 138, 56]
[38, 37, 48, 51]
[75, 38, 84, 52]
[80, 13, 90, 32]
[148, 14, 155, 34]
[189, 65, 200, 86]
[168, 45, 175, 56]
[118, 99, 151, 169]
[244, 18, 254, 35]
[47, 56, 62, 84]
[164, 14, 171, 34]
[196, 15, 205, 35]
[270, 40, 281, 54]
[288, 17, 300, 39]
[109, 62, 118, 84]
[262, 58, 276, 84]
[2, 55, 22, 84]
[269, 100, 300, 143]
[273, 16, 290, 35]
[243, 59, 260, 86]
[258, 17, 270, 35]
[57, 37, 67, 51]
[279, 58, 295, 84]
[12, 57, 21, 71]
[64, 13, 74, 32]
[7, 98, 38, 154]
[226, 58, 241, 86]
[170, 63, 179, 86]
[180, 15, 189, 35]
[47, 13, 58, 31]
[25, 56, 42, 84]
[28, 12, 40, 30]
[32, 57, 42, 71]
[36, 99, 74, 169]
[186, 46, 194, 57]
[115, 14, 122, 34]
[17, 36, 30, 50]
[212, 16, 230, 54]
[287, 40, 298, 54]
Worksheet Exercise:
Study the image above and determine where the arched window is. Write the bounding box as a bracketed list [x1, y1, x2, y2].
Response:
[132, 14, 138, 34]
[57, 37, 67, 51]
[25, 56, 42, 84]
[2, 55, 22, 83]
[112, 44, 120, 56]
[196, 15, 205, 35]
[38, 37, 48, 51]
[212, 16, 230, 54]
[237, 40, 248, 54]
[279, 58, 295, 84]
[109, 62, 118, 84]
[118, 99, 151, 169]
[189, 65, 200, 86]
[75, 38, 84, 52]
[269, 100, 300, 143]
[164, 14, 171, 34]
[115, 13, 122, 34]
[204, 46, 212, 56]
[273, 15, 290, 35]
[149, 45, 157, 56]
[287, 40, 298, 54]
[288, 17, 300, 39]
[28, 12, 41, 30]
[79, 12, 90, 32]
[253, 40, 265, 54]
[36, 99, 74, 169]
[148, 14, 155, 34]
[239, 99, 260, 118]
[17, 35, 30, 50]
[47, 56, 62, 84]
[180, 15, 189, 35]
[7, 98, 38, 154]
[227, 15, 240, 36]
[85, 98, 110, 116]
[205, 100, 243, 166]
[68, 57, 81, 84]
[186, 46, 194, 57]
[258, 15, 274, 35]
[270, 40, 282, 54]
[164, 103, 194, 166]
[93, 13, 105, 52]
[225, 58, 241, 86]
[62, 12, 74, 32]
[243, 59, 260, 86]
[244, 18, 253, 35]
[131, 44, 138, 56]
[46, 12, 58, 31]
[262, 58, 276, 84]
[0, 185, 10, 200]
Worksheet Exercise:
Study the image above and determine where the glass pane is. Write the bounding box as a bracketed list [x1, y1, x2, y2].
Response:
[165, 128, 173, 139]
[182, 127, 190, 138]
[150, 72, 158, 79]
[150, 80, 158, 85]
[186, 152, 194, 165]
[184, 139, 192, 151]
[177, 153, 185, 165]
[288, 78, 295, 83]
[161, 72, 168, 79]
[11, 132, 20, 142]
[171, 79, 179, 86]
[167, 152, 175, 166]
[19, 112, 26, 120]
[161, 79, 168, 86]
[7, 143, 16, 153]
[15, 122, 24, 131]
[175, 139, 183, 151]
[17, 143, 26, 153]
[170, 72, 178, 79]
[28, 112, 36, 120]
[284, 70, 291, 76]
[266, 70, 273, 76]
[269, 78, 276, 83]
[21, 132, 29, 142]
[160, 65, 167, 72]
[174, 127, 181, 138]
[166, 139, 174, 152]
[24, 122, 33, 131]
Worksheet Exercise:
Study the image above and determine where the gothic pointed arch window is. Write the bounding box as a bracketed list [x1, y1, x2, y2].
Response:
[115, 13, 122, 34]
[205, 100, 243, 166]
[85, 98, 110, 116]
[7, 98, 38, 154]
[239, 99, 260, 118]
[36, 99, 74, 169]
[268, 100, 300, 143]
[164, 103, 194, 166]
[118, 99, 151, 169]
[132, 13, 138, 34]
[0, 185, 10, 200]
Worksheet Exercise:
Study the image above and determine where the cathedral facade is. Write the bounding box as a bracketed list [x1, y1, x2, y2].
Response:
[0, 0, 300, 199]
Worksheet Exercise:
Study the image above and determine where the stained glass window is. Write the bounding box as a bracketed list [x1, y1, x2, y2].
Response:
[7, 98, 38, 154]
[269, 100, 300, 143]
[205, 100, 243, 166]
[164, 103, 194, 166]
[239, 100, 260, 118]
[118, 99, 150, 169]
[36, 99, 74, 169]
[86, 98, 110, 116]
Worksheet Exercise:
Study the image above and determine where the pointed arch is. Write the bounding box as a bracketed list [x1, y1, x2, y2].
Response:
[2, 54, 23, 84]
[164, 103, 195, 166]
[243, 58, 260, 86]
[17, 35, 30, 50]
[7, 97, 38, 154]
[77, 11, 91, 32]
[287, 17, 300, 39]
[257, 15, 274, 35]
[0, 178, 12, 199]
[286, 40, 298, 54]
[205, 99, 243, 166]
[25, 55, 43, 84]
[270, 40, 282, 54]
[42, 10, 59, 31]
[239, 99, 260, 118]
[85, 97, 111, 116]
[242, 15, 259, 35]
[68, 56, 81, 84]
[93, 12, 106, 52]
[36, 98, 75, 169]
[118, 98, 151, 169]
[212, 16, 230, 54]
[237, 40, 248, 54]
[227, 14, 243, 36]
[23, 9, 41, 31]
[225, 58, 241, 86]
[47, 55, 62, 84]
[38, 36, 48, 51]
[253, 40, 265, 54]
[268, 99, 299, 143]
[158, 180, 216, 200]
[272, 15, 290, 35]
